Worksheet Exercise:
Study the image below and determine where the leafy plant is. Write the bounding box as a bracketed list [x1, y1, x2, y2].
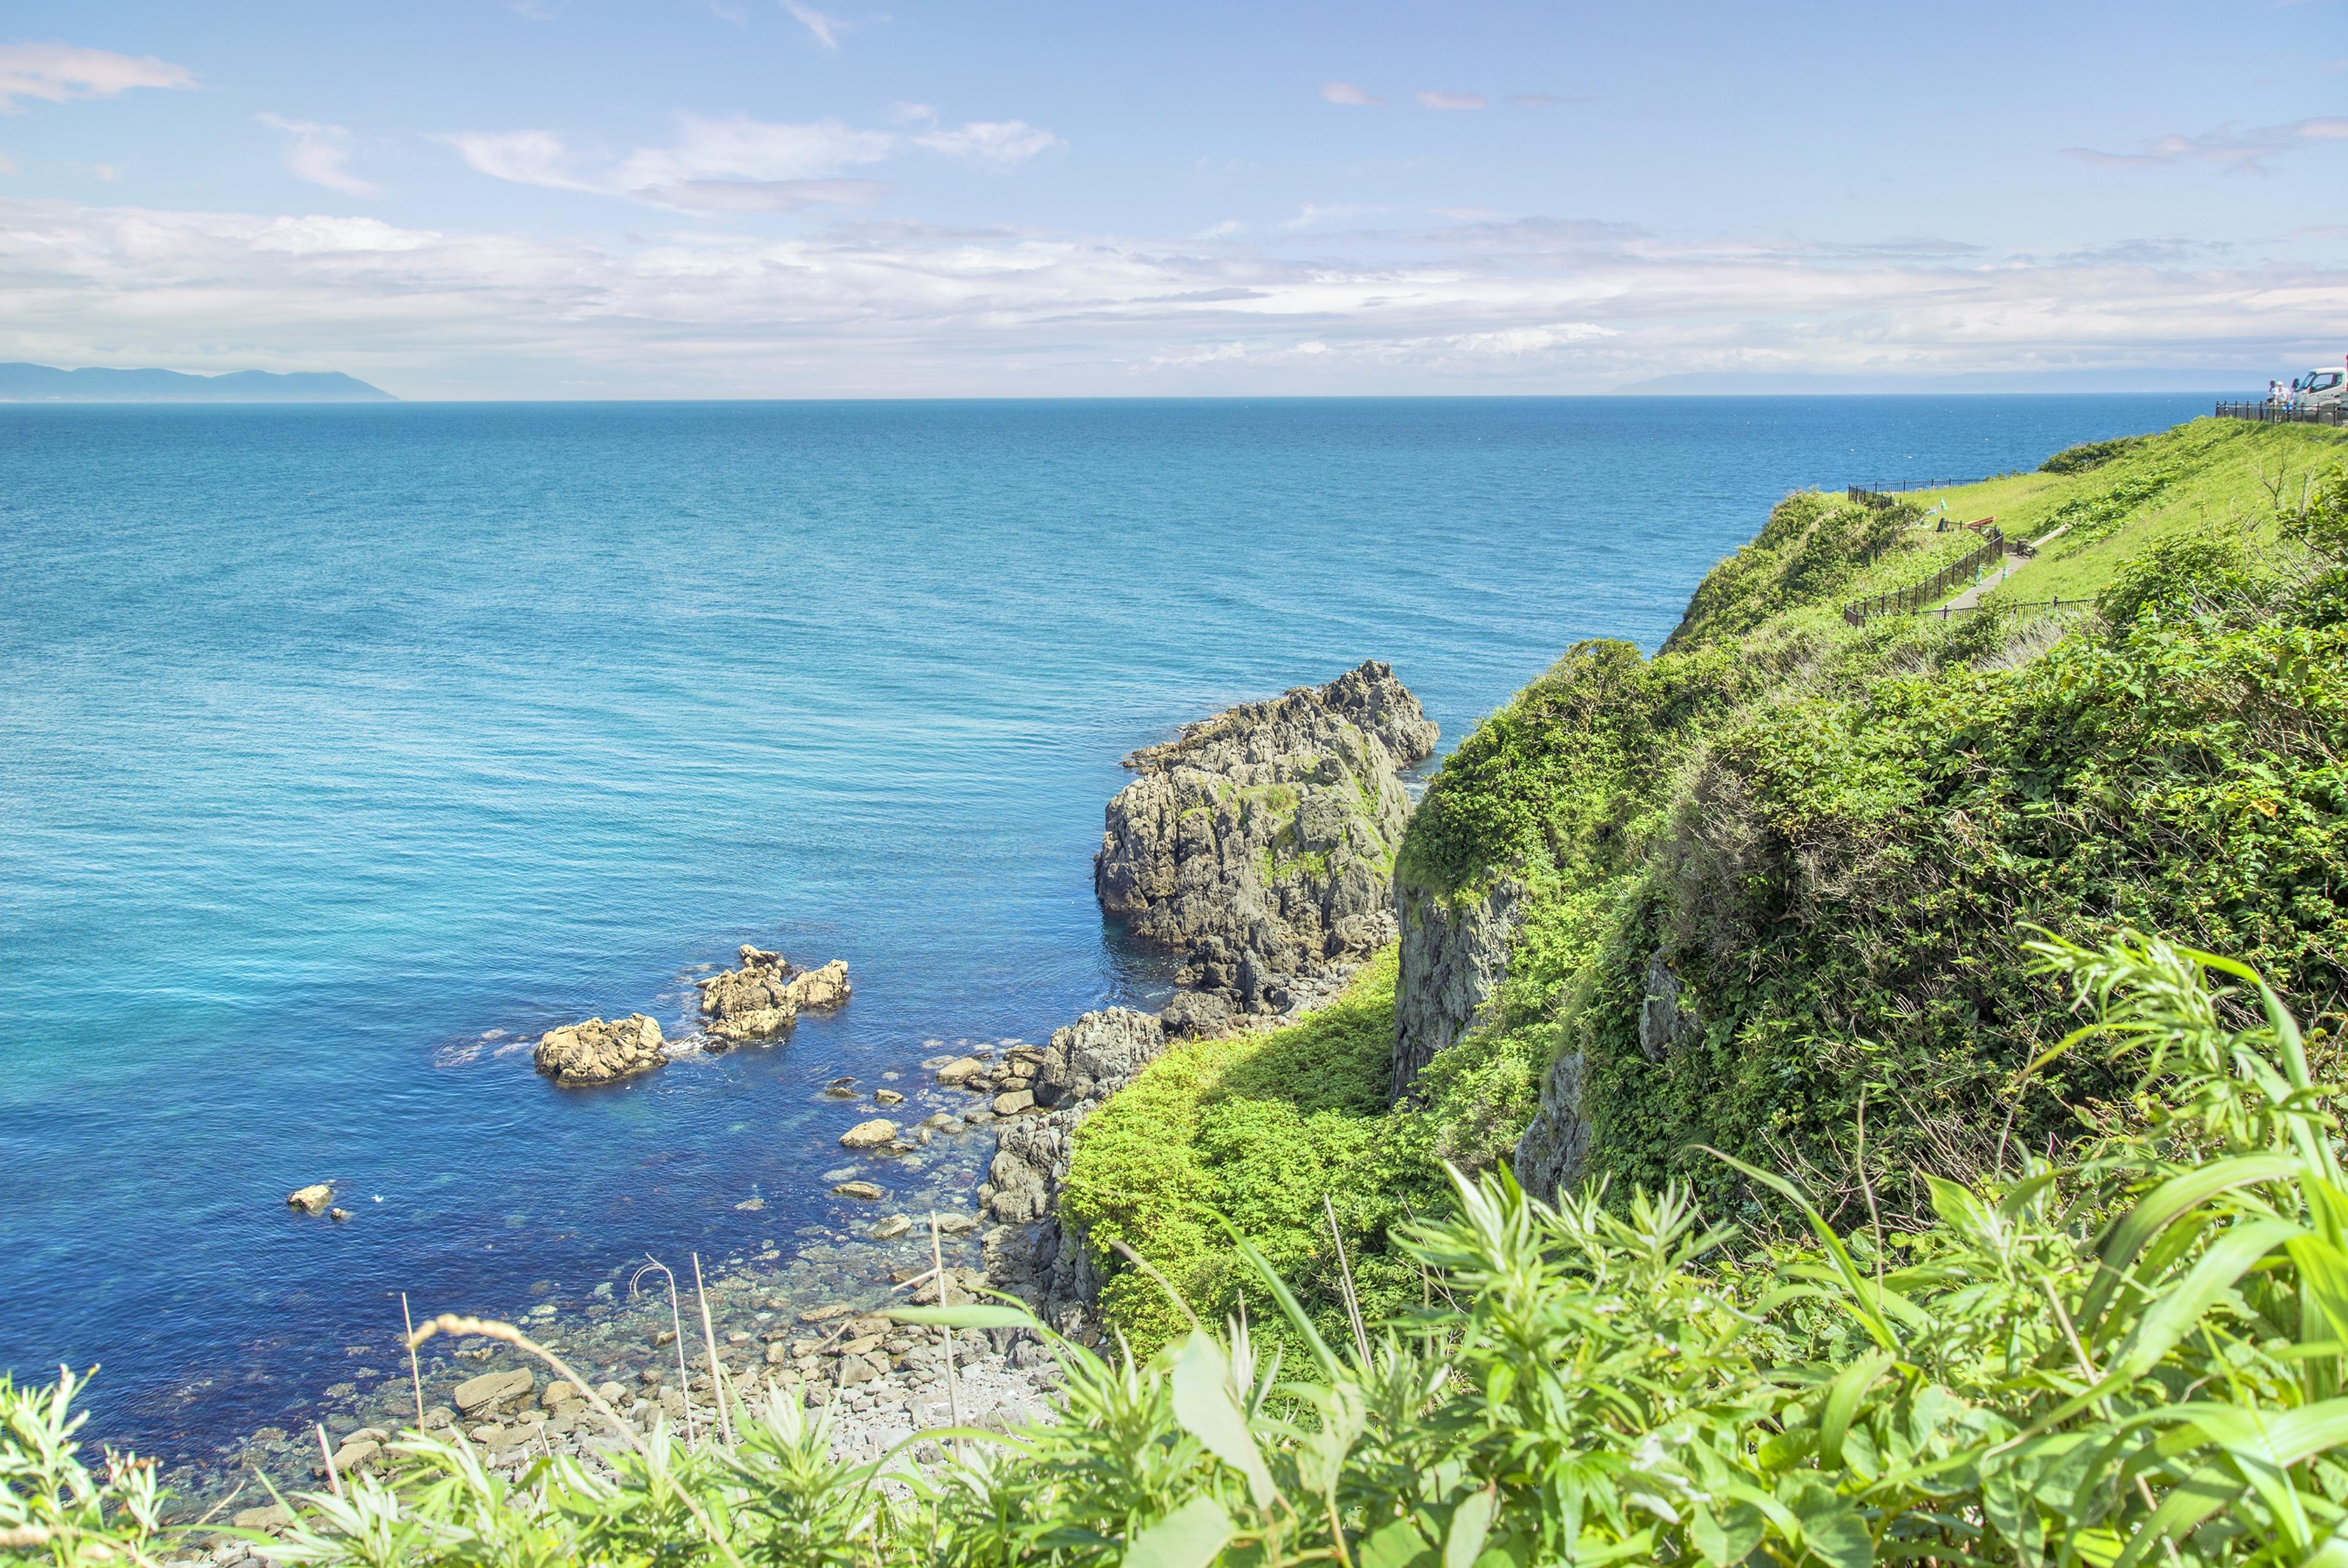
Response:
[17, 934, 2348, 1567]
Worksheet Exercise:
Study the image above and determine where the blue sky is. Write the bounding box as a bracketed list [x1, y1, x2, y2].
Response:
[1, 0, 2342, 397]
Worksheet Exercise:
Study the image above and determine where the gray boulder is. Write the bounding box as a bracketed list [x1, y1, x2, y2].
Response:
[1095, 660, 1435, 1013]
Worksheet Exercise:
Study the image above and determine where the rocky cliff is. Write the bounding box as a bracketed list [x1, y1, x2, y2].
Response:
[976, 1007, 1169, 1340]
[1094, 660, 1436, 1014]
[1389, 874, 1523, 1098]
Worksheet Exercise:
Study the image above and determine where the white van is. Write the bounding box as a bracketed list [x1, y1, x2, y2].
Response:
[2293, 366, 2344, 412]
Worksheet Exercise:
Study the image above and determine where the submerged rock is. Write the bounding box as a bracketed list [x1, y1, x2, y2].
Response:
[697, 946, 852, 1044]
[534, 1014, 666, 1086]
[1094, 660, 1435, 1014]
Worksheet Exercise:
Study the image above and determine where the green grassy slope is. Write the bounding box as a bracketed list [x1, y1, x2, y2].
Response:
[1065, 416, 2348, 1361]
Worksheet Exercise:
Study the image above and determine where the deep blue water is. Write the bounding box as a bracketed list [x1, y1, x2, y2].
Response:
[0, 395, 2214, 1468]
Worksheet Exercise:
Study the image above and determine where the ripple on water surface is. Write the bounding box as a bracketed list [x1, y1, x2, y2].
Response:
[0, 394, 2218, 1485]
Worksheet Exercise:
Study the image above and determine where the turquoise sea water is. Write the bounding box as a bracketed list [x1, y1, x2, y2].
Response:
[1, 395, 2213, 1469]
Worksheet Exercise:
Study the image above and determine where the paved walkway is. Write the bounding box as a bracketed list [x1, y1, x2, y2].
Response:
[1940, 559, 2021, 613]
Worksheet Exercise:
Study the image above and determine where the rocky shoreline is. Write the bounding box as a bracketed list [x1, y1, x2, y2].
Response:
[171, 662, 1435, 1546]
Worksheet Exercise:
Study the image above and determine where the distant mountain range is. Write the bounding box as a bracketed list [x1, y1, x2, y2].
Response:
[0, 363, 395, 402]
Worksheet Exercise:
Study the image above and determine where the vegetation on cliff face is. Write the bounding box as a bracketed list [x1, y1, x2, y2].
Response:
[23, 936, 2348, 1568]
[1062, 417, 2348, 1363]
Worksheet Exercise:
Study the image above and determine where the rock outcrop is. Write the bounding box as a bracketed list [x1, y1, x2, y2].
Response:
[1390, 874, 1524, 1098]
[977, 1007, 1169, 1338]
[1095, 660, 1436, 1014]
[534, 1014, 666, 1086]
[697, 946, 852, 1044]
[1512, 949, 1701, 1200]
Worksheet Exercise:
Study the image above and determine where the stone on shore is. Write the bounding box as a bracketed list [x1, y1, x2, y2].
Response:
[533, 1014, 665, 1086]
[992, 1089, 1035, 1115]
[233, 1505, 293, 1532]
[453, 1368, 534, 1415]
[839, 1119, 898, 1149]
[1160, 990, 1239, 1041]
[935, 1057, 986, 1086]
[286, 1183, 333, 1215]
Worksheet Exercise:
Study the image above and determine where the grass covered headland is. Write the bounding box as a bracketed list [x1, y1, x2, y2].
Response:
[12, 415, 2348, 1567]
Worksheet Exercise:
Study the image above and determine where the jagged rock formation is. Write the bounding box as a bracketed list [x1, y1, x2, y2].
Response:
[696, 946, 852, 1044]
[1390, 874, 1524, 1097]
[977, 1008, 1169, 1338]
[1094, 660, 1436, 1014]
[534, 1014, 666, 1085]
[1513, 949, 1702, 1199]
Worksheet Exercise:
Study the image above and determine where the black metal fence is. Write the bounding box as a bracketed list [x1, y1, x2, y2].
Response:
[2215, 401, 2346, 427]
[1848, 479, 1979, 503]
[1843, 527, 2006, 625]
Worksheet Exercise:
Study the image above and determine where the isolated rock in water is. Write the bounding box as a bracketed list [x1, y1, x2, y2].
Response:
[286, 1183, 333, 1215]
[533, 1014, 665, 1085]
[1094, 660, 1436, 1013]
[935, 1057, 986, 1086]
[697, 946, 852, 1043]
[784, 959, 851, 1010]
[839, 1119, 899, 1149]
[832, 1180, 885, 1200]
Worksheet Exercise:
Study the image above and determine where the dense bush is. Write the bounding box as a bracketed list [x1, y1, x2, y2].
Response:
[1591, 606, 2348, 1216]
[2039, 434, 2145, 473]
[16, 935, 2348, 1567]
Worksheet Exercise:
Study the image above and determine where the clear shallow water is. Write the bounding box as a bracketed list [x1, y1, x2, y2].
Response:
[1, 394, 2212, 1469]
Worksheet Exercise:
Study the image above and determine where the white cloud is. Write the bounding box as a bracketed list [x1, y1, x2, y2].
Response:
[440, 129, 595, 191]
[1320, 82, 1382, 107]
[5, 194, 2343, 397]
[444, 114, 934, 207]
[910, 120, 1060, 166]
[2066, 116, 2348, 173]
[249, 215, 440, 254]
[612, 114, 891, 188]
[258, 114, 382, 198]
[1446, 322, 1614, 354]
[633, 177, 889, 213]
[781, 0, 845, 49]
[0, 150, 15, 175]
[1416, 90, 1486, 110]
[0, 42, 195, 111]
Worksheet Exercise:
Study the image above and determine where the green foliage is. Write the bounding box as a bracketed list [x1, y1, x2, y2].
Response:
[1394, 640, 1743, 898]
[2040, 434, 2146, 473]
[1588, 603, 2348, 1217]
[2037, 461, 2181, 546]
[2096, 529, 2262, 626]
[1062, 953, 1454, 1363]
[25, 936, 2348, 1568]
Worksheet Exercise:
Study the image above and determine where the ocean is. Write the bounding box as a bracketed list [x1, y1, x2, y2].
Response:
[0, 394, 2214, 1480]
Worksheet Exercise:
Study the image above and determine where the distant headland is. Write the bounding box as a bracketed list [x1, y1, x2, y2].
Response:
[0, 363, 395, 402]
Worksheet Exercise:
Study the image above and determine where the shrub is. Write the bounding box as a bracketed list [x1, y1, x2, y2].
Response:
[17, 934, 2348, 1568]
[2039, 434, 2145, 473]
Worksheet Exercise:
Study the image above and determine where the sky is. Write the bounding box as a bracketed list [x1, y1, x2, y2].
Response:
[1, 0, 2343, 398]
